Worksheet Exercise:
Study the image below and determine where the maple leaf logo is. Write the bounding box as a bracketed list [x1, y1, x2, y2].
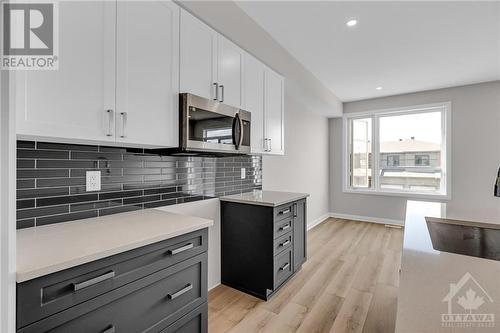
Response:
[457, 289, 485, 313]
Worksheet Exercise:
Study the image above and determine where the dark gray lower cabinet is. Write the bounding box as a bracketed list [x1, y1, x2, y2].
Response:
[160, 303, 207, 333]
[17, 229, 209, 333]
[293, 199, 307, 271]
[221, 199, 307, 300]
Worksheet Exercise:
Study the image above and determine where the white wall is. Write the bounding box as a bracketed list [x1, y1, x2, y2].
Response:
[263, 94, 331, 226]
[330, 81, 500, 224]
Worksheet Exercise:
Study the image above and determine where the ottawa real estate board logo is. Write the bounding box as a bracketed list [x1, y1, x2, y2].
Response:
[1, 1, 59, 70]
[441, 272, 495, 328]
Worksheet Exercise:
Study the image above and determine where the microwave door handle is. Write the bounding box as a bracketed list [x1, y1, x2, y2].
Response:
[232, 114, 239, 149]
[232, 113, 243, 150]
[238, 114, 244, 148]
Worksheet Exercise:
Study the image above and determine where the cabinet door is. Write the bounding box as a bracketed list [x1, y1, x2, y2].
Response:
[217, 36, 243, 108]
[116, 1, 179, 148]
[293, 200, 307, 271]
[180, 9, 218, 101]
[15, 1, 115, 144]
[264, 68, 284, 155]
[243, 53, 265, 154]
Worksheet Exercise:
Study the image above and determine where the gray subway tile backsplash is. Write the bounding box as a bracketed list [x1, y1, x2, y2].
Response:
[16, 140, 262, 229]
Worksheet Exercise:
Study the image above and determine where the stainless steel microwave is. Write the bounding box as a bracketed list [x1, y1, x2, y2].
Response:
[175, 93, 251, 155]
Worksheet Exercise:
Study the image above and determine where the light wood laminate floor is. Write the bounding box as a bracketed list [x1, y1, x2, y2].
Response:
[208, 218, 404, 333]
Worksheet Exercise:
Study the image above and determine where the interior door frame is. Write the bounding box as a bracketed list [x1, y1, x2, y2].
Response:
[0, 47, 17, 333]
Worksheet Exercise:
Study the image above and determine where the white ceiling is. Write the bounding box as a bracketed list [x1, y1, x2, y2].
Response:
[237, 1, 500, 102]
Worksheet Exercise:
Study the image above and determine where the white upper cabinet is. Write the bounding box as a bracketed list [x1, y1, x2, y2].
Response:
[217, 36, 244, 108]
[264, 67, 285, 155]
[179, 9, 218, 101]
[243, 53, 266, 154]
[16, 1, 116, 143]
[16, 0, 180, 148]
[179, 9, 244, 109]
[116, 1, 179, 147]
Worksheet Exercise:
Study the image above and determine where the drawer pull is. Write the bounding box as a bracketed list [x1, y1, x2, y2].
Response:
[101, 325, 115, 333]
[167, 284, 193, 300]
[279, 224, 291, 231]
[168, 243, 194, 255]
[278, 208, 290, 215]
[73, 271, 115, 291]
[279, 240, 291, 247]
[280, 263, 290, 271]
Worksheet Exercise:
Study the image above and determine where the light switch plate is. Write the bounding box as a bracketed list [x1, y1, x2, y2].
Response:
[86, 171, 101, 192]
[241, 167, 246, 179]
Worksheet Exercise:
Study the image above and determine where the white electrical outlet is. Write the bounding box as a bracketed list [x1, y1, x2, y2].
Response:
[241, 167, 246, 179]
[86, 171, 101, 192]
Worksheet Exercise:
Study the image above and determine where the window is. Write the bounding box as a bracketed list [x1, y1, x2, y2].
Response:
[344, 103, 450, 198]
[203, 128, 232, 144]
[415, 154, 430, 166]
[386, 155, 400, 167]
[349, 118, 372, 188]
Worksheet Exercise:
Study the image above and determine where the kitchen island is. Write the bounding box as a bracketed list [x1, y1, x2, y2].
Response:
[396, 201, 500, 333]
[220, 190, 309, 300]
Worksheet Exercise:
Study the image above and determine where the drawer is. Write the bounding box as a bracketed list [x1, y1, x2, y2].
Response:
[274, 218, 293, 239]
[160, 303, 207, 333]
[273, 231, 292, 256]
[19, 253, 207, 333]
[273, 249, 293, 289]
[17, 229, 208, 329]
[274, 203, 294, 221]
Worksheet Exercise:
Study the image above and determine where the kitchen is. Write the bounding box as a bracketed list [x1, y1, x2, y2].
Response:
[1, 1, 499, 333]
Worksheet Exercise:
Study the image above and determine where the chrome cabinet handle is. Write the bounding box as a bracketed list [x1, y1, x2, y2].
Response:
[167, 243, 194, 255]
[280, 263, 290, 271]
[105, 110, 113, 136]
[279, 224, 290, 231]
[101, 325, 115, 333]
[167, 284, 193, 300]
[264, 138, 272, 152]
[293, 203, 298, 218]
[73, 271, 115, 291]
[219, 84, 224, 103]
[278, 209, 290, 215]
[268, 138, 272, 151]
[213, 82, 219, 101]
[279, 240, 290, 247]
[119, 112, 127, 138]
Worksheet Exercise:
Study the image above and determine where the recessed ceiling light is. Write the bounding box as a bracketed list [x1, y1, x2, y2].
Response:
[376, 86, 383, 90]
[346, 19, 358, 27]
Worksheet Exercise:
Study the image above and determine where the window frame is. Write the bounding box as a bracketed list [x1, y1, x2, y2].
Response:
[342, 102, 451, 200]
[414, 154, 430, 166]
[386, 154, 400, 167]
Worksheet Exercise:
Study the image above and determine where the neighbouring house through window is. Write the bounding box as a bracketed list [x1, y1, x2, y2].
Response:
[344, 103, 450, 198]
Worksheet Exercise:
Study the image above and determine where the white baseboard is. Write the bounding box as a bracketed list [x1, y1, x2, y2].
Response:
[329, 212, 404, 226]
[307, 213, 331, 230]
[208, 282, 221, 292]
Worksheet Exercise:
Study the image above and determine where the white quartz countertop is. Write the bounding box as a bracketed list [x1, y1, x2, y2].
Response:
[220, 190, 309, 207]
[17, 209, 213, 283]
[395, 201, 500, 333]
